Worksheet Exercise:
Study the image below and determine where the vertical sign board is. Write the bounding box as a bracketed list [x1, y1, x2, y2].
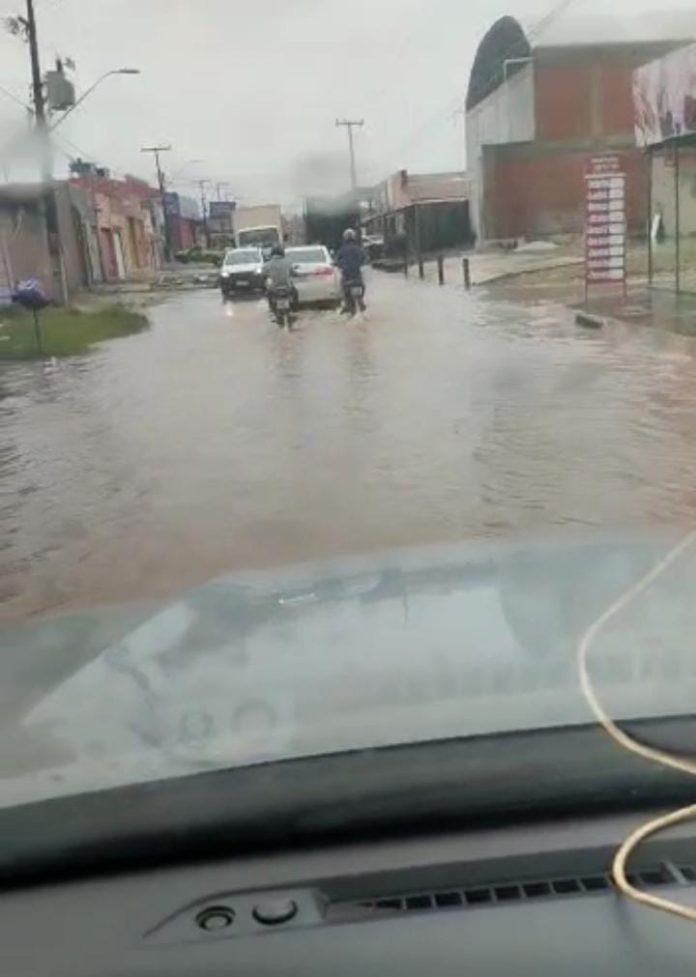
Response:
[585, 155, 626, 294]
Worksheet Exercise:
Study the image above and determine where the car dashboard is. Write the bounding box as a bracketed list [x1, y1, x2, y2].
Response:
[3, 805, 696, 976]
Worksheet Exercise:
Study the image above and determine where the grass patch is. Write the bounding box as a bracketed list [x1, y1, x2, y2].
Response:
[0, 303, 149, 360]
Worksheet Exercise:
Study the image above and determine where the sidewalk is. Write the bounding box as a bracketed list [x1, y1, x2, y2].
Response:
[84, 264, 219, 299]
[475, 254, 696, 337]
[400, 246, 583, 288]
[464, 249, 583, 286]
[400, 242, 696, 337]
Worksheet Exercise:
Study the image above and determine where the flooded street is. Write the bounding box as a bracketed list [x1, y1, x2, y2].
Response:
[3, 270, 696, 623]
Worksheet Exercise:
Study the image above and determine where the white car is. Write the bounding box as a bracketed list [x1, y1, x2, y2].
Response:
[219, 247, 265, 297]
[287, 245, 342, 307]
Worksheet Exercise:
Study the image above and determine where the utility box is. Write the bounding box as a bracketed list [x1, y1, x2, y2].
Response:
[45, 70, 75, 112]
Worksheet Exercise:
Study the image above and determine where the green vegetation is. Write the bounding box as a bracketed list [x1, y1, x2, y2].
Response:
[0, 304, 149, 360]
[174, 246, 223, 266]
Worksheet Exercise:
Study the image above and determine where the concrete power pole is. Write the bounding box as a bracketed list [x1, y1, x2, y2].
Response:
[196, 179, 210, 246]
[141, 145, 172, 261]
[335, 119, 364, 190]
[24, 0, 66, 301]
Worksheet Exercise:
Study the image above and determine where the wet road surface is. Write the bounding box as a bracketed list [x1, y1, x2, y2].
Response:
[3, 270, 696, 622]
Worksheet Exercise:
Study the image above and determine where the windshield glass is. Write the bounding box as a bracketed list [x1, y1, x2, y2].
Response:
[2, 535, 696, 809]
[2, 0, 696, 829]
[288, 248, 327, 263]
[224, 249, 261, 265]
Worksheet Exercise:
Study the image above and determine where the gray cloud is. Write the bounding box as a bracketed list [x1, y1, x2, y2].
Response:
[1, 0, 695, 208]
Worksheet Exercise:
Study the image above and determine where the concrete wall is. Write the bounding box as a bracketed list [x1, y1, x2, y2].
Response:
[68, 184, 103, 284]
[54, 184, 90, 294]
[0, 186, 90, 300]
[384, 170, 470, 211]
[465, 64, 535, 240]
[0, 200, 52, 295]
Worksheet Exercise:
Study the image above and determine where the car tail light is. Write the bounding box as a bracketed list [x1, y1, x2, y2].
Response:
[313, 267, 334, 277]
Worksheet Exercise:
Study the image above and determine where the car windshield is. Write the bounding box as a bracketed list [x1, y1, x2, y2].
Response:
[224, 249, 261, 265]
[2, 0, 696, 852]
[289, 248, 327, 263]
[237, 227, 281, 247]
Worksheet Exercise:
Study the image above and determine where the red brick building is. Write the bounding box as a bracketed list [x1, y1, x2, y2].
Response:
[466, 17, 683, 242]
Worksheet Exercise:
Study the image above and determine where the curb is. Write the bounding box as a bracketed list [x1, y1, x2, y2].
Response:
[472, 257, 584, 286]
[372, 256, 584, 287]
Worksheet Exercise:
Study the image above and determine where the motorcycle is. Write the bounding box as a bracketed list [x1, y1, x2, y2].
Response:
[343, 280, 366, 317]
[267, 285, 295, 330]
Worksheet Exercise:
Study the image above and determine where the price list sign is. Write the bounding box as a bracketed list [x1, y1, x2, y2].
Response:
[585, 155, 626, 293]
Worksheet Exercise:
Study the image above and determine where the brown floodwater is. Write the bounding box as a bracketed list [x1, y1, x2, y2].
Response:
[3, 271, 696, 623]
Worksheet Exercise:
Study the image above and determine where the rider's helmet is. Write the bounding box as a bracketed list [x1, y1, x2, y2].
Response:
[270, 244, 285, 257]
[342, 228, 357, 241]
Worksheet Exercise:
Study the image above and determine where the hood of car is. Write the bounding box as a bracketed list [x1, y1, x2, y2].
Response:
[1, 533, 693, 807]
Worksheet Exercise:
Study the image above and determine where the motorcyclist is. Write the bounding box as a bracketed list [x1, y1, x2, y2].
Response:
[262, 244, 297, 316]
[336, 228, 367, 313]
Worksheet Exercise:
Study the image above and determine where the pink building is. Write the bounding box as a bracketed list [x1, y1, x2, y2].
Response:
[70, 171, 163, 282]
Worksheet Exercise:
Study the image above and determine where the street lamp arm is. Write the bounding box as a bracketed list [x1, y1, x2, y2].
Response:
[49, 68, 139, 132]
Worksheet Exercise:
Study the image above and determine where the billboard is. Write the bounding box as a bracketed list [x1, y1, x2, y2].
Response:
[208, 200, 235, 233]
[634, 42, 696, 146]
[209, 201, 235, 219]
[163, 191, 180, 217]
[163, 192, 201, 221]
[584, 156, 626, 288]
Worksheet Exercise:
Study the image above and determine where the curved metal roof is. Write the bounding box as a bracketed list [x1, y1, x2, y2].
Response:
[466, 16, 531, 112]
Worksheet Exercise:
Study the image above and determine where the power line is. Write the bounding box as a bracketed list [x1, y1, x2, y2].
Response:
[0, 80, 31, 112]
[384, 0, 583, 165]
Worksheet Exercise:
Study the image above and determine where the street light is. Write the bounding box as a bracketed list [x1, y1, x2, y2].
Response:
[49, 68, 140, 132]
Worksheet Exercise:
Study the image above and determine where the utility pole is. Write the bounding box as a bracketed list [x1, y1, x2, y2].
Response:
[141, 145, 172, 261]
[23, 0, 66, 301]
[196, 178, 210, 247]
[335, 118, 364, 190]
[25, 0, 44, 123]
[215, 181, 230, 201]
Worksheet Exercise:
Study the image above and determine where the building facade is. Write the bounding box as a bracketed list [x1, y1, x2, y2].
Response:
[0, 171, 165, 301]
[0, 182, 94, 301]
[466, 17, 683, 242]
[363, 170, 473, 257]
[71, 171, 163, 283]
[163, 192, 203, 252]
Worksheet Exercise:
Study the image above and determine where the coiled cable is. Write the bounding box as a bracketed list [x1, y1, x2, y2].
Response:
[578, 530, 696, 922]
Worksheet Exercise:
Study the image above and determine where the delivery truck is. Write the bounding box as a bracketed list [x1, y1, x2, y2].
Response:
[233, 205, 283, 255]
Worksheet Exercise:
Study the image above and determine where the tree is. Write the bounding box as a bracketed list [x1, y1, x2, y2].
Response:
[3, 15, 29, 41]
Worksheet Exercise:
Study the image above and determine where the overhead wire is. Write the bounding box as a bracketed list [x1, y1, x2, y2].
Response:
[384, 0, 583, 164]
[577, 529, 696, 923]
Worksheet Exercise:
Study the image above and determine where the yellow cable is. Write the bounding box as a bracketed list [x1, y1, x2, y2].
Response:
[577, 530, 696, 922]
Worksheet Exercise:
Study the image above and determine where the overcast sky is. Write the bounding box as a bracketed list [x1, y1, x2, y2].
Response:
[1, 0, 695, 209]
